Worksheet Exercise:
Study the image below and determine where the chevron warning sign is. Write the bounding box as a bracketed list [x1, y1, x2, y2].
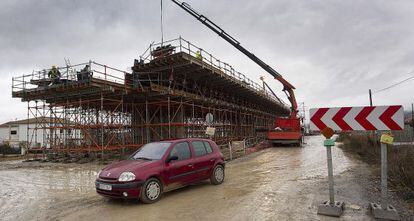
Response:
[309, 105, 404, 131]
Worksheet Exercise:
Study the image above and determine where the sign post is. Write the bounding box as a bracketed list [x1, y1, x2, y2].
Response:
[370, 133, 400, 220]
[310, 105, 404, 219]
[317, 127, 344, 217]
[325, 138, 335, 205]
[381, 140, 388, 209]
[205, 113, 215, 138]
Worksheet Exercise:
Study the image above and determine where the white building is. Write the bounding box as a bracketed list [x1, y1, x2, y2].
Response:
[0, 118, 38, 148]
[0, 117, 79, 150]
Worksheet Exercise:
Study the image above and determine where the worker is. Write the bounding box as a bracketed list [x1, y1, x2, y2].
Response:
[48, 65, 61, 84]
[77, 65, 92, 81]
[195, 50, 202, 60]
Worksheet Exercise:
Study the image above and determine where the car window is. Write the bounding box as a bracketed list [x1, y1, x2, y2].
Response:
[130, 142, 171, 160]
[192, 141, 207, 157]
[203, 141, 213, 153]
[169, 142, 191, 161]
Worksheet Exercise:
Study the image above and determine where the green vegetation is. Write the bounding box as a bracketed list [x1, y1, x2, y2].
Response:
[0, 143, 21, 155]
[337, 132, 414, 200]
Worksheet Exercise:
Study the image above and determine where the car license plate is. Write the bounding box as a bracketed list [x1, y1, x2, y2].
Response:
[99, 183, 112, 191]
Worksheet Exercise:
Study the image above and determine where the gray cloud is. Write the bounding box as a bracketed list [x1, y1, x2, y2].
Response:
[1, 0, 414, 122]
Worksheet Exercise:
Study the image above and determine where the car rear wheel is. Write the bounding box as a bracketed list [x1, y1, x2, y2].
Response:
[210, 164, 225, 185]
[140, 178, 163, 204]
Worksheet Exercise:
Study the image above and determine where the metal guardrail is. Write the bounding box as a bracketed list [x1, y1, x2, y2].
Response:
[12, 37, 284, 105]
[139, 37, 282, 103]
[393, 142, 414, 146]
[244, 136, 264, 148]
[217, 136, 265, 161]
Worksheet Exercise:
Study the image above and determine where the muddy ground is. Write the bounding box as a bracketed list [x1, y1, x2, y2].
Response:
[0, 135, 413, 221]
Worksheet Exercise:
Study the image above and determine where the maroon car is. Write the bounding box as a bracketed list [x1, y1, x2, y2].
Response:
[96, 138, 225, 203]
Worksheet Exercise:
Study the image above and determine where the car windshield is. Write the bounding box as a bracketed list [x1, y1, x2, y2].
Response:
[130, 142, 171, 160]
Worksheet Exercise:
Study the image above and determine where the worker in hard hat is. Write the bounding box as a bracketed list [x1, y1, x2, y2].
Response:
[195, 50, 202, 60]
[48, 65, 61, 84]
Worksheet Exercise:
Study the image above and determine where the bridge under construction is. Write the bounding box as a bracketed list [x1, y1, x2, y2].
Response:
[12, 37, 289, 156]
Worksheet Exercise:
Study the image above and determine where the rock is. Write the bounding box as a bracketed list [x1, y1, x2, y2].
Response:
[348, 204, 361, 210]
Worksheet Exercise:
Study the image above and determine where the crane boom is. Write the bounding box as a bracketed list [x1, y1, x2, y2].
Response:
[170, 0, 298, 117]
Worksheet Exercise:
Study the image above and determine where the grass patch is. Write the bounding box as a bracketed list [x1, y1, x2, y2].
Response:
[338, 132, 414, 200]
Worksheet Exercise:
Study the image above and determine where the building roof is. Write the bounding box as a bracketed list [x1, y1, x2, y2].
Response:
[0, 117, 68, 128]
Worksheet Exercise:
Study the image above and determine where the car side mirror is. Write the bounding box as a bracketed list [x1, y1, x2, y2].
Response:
[166, 155, 178, 163]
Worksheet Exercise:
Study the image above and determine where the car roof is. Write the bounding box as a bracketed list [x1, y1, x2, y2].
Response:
[160, 138, 212, 143]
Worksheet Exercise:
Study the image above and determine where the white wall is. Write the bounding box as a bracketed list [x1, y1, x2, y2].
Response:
[0, 125, 20, 148]
[21, 124, 44, 148]
[0, 123, 79, 148]
[0, 127, 8, 143]
[0, 122, 83, 149]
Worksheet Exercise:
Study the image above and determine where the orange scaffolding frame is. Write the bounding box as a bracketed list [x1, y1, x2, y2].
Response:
[12, 37, 289, 158]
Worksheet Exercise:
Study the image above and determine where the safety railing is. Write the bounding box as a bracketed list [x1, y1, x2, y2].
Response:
[139, 37, 281, 103]
[12, 37, 283, 105]
[12, 61, 130, 93]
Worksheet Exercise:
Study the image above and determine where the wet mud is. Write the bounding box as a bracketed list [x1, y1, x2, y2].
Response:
[0, 135, 413, 220]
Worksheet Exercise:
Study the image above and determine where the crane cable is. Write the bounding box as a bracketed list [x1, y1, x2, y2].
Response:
[160, 0, 164, 45]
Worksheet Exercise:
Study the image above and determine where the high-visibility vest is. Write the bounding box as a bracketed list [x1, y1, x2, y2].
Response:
[196, 51, 201, 59]
[49, 68, 58, 78]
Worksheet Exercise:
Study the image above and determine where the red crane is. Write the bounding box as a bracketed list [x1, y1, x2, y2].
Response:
[171, 0, 302, 145]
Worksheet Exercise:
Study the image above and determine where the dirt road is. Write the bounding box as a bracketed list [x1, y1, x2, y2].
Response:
[0, 135, 413, 221]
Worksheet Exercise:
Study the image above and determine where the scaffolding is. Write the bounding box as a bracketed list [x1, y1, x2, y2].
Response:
[12, 37, 289, 157]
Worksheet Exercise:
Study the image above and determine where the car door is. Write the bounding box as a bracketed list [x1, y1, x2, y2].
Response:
[191, 140, 215, 180]
[164, 142, 197, 188]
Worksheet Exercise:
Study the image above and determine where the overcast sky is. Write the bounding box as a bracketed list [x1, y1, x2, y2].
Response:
[1, 0, 414, 123]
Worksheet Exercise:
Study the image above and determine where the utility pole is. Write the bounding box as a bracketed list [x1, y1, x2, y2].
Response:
[369, 89, 377, 149]
[411, 103, 414, 141]
[302, 102, 306, 122]
[301, 102, 306, 138]
[369, 89, 373, 106]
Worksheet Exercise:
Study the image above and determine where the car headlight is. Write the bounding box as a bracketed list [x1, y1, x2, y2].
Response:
[118, 172, 136, 182]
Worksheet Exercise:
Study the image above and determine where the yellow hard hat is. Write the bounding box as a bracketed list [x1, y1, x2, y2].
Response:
[52, 65, 56, 68]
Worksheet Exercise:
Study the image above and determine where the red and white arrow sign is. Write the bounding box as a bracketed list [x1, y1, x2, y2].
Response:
[309, 105, 404, 131]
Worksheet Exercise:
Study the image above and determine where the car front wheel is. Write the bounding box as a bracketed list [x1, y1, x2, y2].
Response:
[140, 178, 163, 204]
[210, 164, 225, 185]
